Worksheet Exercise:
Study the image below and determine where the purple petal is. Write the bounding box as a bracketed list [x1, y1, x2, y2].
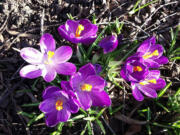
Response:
[61, 81, 73, 91]
[42, 66, 57, 82]
[42, 86, 60, 99]
[70, 72, 83, 91]
[120, 67, 128, 81]
[45, 111, 59, 127]
[138, 85, 157, 98]
[147, 70, 160, 80]
[90, 91, 111, 107]
[80, 35, 97, 45]
[40, 33, 56, 53]
[137, 37, 156, 53]
[55, 62, 76, 75]
[154, 56, 169, 65]
[57, 108, 71, 122]
[20, 65, 42, 79]
[20, 47, 43, 64]
[53, 46, 73, 64]
[76, 91, 92, 110]
[144, 59, 160, 68]
[65, 20, 79, 34]
[39, 98, 56, 113]
[84, 75, 105, 90]
[99, 35, 118, 54]
[93, 64, 102, 75]
[131, 83, 144, 101]
[78, 63, 96, 79]
[148, 78, 166, 90]
[68, 99, 79, 113]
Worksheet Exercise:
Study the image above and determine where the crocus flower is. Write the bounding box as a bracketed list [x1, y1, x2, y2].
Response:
[70, 63, 111, 110]
[135, 37, 168, 68]
[120, 56, 149, 82]
[131, 70, 166, 101]
[58, 19, 98, 45]
[98, 35, 118, 54]
[20, 33, 76, 82]
[39, 86, 79, 127]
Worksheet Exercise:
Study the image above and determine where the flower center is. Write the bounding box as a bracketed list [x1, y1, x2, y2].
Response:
[139, 79, 157, 85]
[133, 66, 142, 72]
[44, 51, 55, 64]
[143, 50, 159, 59]
[75, 24, 84, 37]
[81, 83, 92, 92]
[55, 100, 63, 111]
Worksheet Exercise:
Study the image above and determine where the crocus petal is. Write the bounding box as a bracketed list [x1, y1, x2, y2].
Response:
[57, 108, 71, 122]
[120, 67, 128, 81]
[53, 46, 73, 64]
[58, 25, 72, 42]
[20, 47, 43, 64]
[76, 91, 92, 110]
[148, 78, 166, 90]
[154, 56, 169, 65]
[99, 35, 118, 54]
[65, 20, 79, 33]
[147, 70, 160, 80]
[144, 59, 160, 68]
[40, 33, 56, 53]
[80, 35, 97, 45]
[131, 83, 144, 101]
[39, 98, 56, 113]
[45, 111, 59, 127]
[137, 37, 156, 53]
[61, 81, 73, 91]
[90, 91, 111, 107]
[78, 63, 96, 79]
[84, 75, 106, 90]
[20, 65, 42, 79]
[42, 66, 57, 82]
[70, 72, 83, 91]
[55, 62, 76, 75]
[93, 64, 102, 75]
[69, 99, 79, 113]
[138, 85, 157, 98]
[42, 86, 60, 99]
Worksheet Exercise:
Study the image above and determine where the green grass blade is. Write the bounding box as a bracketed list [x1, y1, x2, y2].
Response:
[96, 119, 106, 134]
[96, 108, 106, 119]
[157, 82, 172, 99]
[22, 102, 40, 107]
[87, 121, 93, 135]
[18, 111, 35, 119]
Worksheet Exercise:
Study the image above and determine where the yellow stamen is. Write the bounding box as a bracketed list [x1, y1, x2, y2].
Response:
[55, 100, 63, 111]
[143, 50, 159, 59]
[148, 79, 157, 84]
[139, 79, 157, 85]
[47, 51, 55, 59]
[133, 66, 143, 72]
[75, 24, 84, 37]
[81, 83, 92, 92]
[139, 81, 149, 85]
[44, 51, 55, 64]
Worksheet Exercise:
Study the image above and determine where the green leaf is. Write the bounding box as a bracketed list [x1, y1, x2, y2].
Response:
[96, 108, 106, 119]
[22, 102, 40, 107]
[18, 111, 35, 118]
[157, 82, 172, 99]
[84, 116, 96, 121]
[87, 121, 93, 135]
[96, 119, 106, 134]
[68, 114, 85, 122]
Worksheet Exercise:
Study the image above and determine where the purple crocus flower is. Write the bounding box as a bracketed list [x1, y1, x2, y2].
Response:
[135, 37, 168, 68]
[20, 33, 76, 82]
[58, 19, 98, 45]
[99, 35, 118, 54]
[39, 86, 79, 127]
[120, 56, 149, 82]
[131, 70, 166, 101]
[70, 63, 111, 110]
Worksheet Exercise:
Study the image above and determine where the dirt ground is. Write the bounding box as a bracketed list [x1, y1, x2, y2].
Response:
[0, 0, 180, 135]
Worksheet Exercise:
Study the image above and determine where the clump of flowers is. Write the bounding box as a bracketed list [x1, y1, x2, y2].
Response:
[20, 33, 76, 82]
[120, 37, 168, 101]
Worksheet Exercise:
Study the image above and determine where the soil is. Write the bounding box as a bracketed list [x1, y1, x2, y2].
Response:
[0, 0, 180, 135]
